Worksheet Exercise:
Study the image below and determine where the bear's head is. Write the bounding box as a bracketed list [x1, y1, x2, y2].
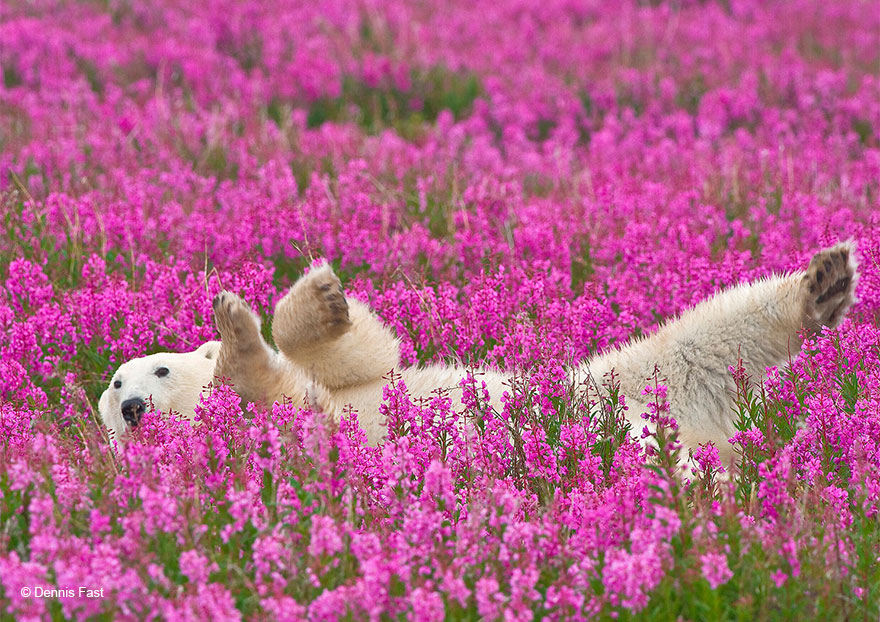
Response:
[98, 341, 221, 440]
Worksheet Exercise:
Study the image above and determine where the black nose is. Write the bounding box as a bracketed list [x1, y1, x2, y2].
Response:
[121, 398, 146, 427]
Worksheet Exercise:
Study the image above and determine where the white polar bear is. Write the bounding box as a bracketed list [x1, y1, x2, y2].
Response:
[98, 243, 857, 465]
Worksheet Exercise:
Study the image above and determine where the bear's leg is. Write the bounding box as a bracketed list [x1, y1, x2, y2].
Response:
[580, 242, 858, 466]
[273, 263, 400, 390]
[213, 292, 307, 406]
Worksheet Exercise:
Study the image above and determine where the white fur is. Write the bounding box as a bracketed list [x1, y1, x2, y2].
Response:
[99, 244, 857, 467]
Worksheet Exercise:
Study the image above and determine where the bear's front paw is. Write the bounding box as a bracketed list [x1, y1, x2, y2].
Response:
[801, 242, 858, 329]
[274, 263, 353, 355]
[212, 291, 263, 351]
[309, 268, 352, 339]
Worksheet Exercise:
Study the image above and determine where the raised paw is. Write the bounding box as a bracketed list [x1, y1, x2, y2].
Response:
[273, 263, 352, 356]
[801, 242, 858, 330]
[212, 291, 264, 353]
[310, 268, 352, 337]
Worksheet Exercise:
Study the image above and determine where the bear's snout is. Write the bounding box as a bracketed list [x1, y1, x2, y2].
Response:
[121, 397, 146, 427]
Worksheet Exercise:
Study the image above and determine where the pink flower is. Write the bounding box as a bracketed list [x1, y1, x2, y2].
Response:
[693, 443, 725, 474]
[179, 550, 218, 585]
[700, 552, 733, 589]
[475, 576, 505, 620]
[408, 587, 445, 622]
[308, 515, 343, 558]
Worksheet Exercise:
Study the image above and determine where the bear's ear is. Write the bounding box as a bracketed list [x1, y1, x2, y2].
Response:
[195, 341, 221, 360]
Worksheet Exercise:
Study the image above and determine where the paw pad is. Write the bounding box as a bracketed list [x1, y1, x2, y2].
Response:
[802, 243, 857, 329]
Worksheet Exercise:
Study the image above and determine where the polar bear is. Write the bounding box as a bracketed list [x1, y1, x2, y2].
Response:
[98, 243, 857, 465]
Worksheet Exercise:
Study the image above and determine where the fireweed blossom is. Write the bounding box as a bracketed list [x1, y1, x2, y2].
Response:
[1, 0, 879, 619]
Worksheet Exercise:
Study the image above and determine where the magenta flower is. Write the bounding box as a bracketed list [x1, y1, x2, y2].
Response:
[700, 551, 733, 589]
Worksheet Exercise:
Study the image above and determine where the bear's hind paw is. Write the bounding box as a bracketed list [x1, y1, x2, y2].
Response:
[802, 242, 858, 329]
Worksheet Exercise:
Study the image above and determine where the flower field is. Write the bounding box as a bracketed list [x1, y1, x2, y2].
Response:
[1, 0, 879, 619]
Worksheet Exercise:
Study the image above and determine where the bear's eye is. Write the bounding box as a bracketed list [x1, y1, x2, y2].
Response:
[113, 380, 122, 389]
[155, 367, 170, 378]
